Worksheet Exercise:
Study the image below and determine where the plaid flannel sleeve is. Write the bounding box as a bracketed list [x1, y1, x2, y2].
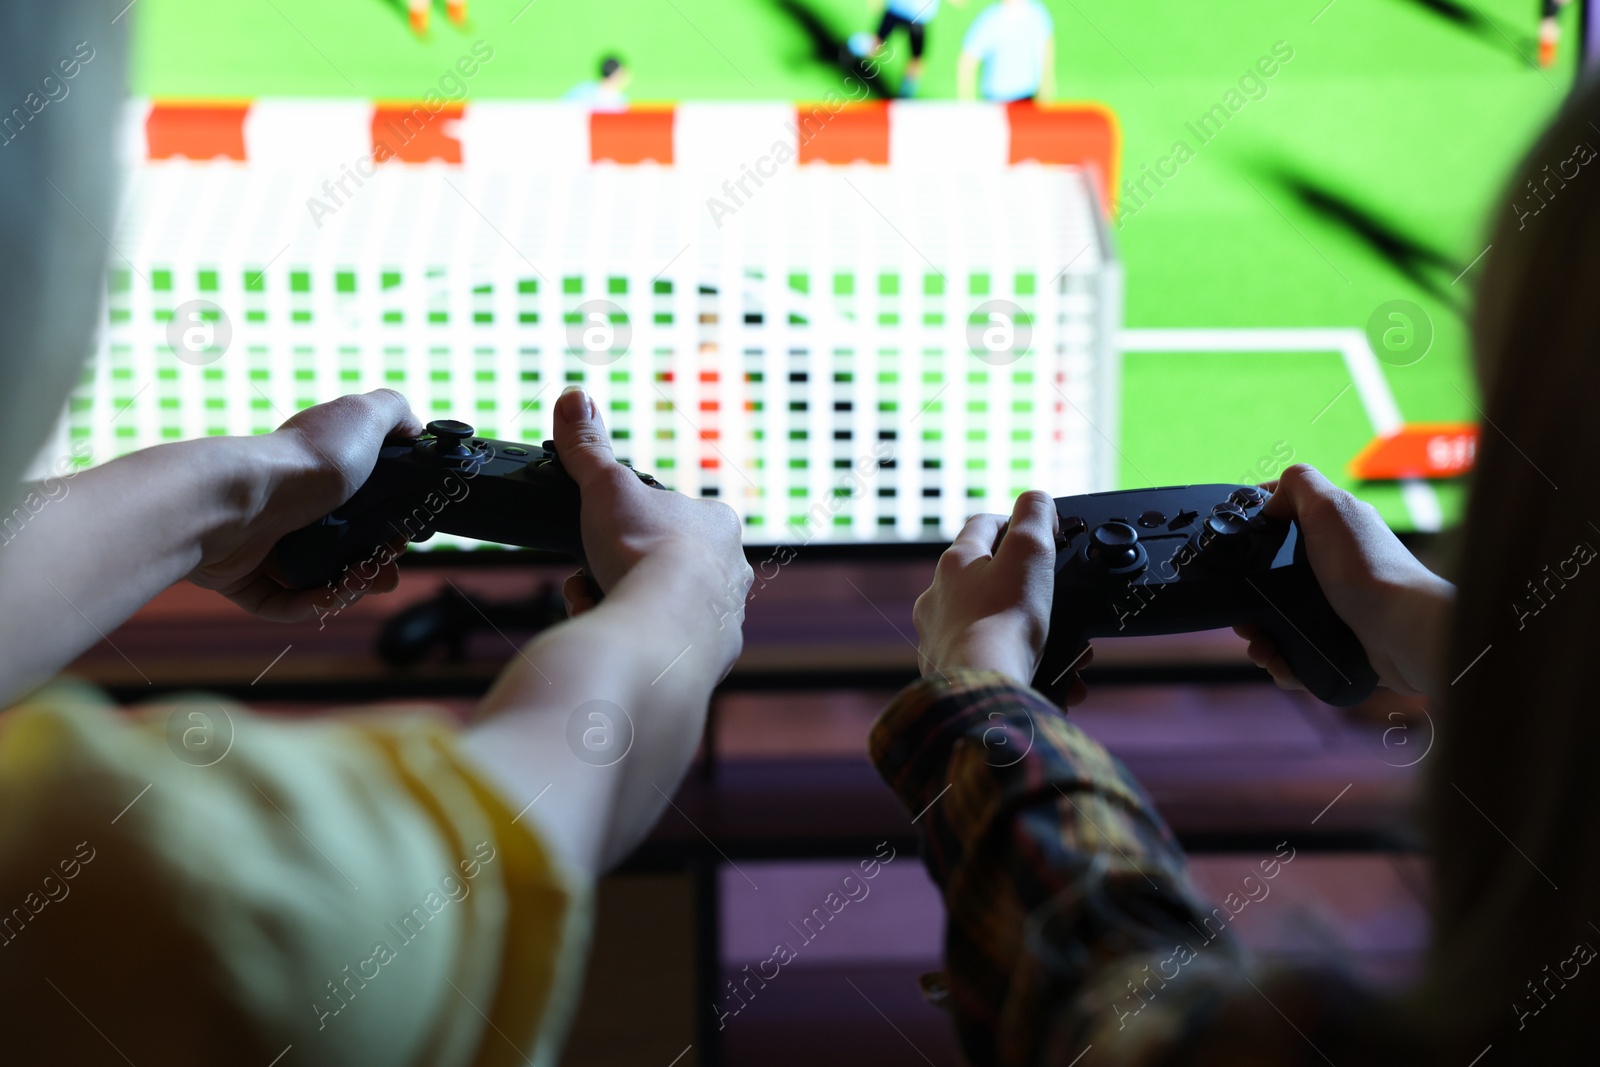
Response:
[869, 670, 1398, 1067]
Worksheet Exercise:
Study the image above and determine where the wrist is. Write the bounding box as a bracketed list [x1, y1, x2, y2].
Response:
[613, 539, 741, 598]
[924, 629, 1035, 689]
[254, 427, 346, 535]
[177, 432, 319, 574]
[606, 544, 748, 663]
[1376, 573, 1457, 698]
[152, 436, 278, 555]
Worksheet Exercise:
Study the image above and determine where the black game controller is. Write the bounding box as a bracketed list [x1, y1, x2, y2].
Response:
[274, 419, 667, 590]
[1030, 484, 1378, 707]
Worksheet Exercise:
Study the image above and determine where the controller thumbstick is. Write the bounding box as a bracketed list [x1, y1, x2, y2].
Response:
[427, 420, 476, 458]
[1229, 486, 1266, 509]
[1087, 522, 1140, 569]
[1199, 509, 1252, 555]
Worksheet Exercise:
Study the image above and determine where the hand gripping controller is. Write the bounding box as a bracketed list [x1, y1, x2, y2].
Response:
[273, 420, 666, 590]
[1029, 485, 1378, 707]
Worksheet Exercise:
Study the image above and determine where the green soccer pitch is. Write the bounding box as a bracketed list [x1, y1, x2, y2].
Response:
[132, 0, 1578, 529]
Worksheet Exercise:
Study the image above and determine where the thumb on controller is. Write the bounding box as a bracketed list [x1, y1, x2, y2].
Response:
[553, 386, 627, 491]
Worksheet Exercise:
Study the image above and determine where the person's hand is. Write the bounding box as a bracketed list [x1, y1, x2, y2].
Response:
[911, 490, 1091, 704]
[187, 390, 424, 620]
[1234, 464, 1455, 698]
[552, 386, 752, 648]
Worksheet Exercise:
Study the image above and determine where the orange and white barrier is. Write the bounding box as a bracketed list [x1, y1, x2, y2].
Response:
[128, 98, 1120, 211]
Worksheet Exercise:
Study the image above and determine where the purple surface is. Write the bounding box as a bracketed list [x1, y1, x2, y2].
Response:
[717, 853, 1430, 1065]
[720, 859, 945, 969]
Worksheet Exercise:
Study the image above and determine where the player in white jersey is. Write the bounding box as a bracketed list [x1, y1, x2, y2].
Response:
[564, 56, 632, 112]
[958, 0, 1055, 103]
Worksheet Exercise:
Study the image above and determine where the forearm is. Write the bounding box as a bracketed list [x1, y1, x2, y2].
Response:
[873, 672, 1194, 887]
[871, 673, 1220, 1065]
[462, 548, 740, 879]
[0, 437, 270, 702]
[876, 677, 1387, 1063]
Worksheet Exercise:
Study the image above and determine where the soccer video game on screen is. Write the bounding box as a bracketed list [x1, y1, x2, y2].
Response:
[51, 0, 1583, 549]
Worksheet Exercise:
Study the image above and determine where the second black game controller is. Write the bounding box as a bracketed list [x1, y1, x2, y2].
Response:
[1029, 484, 1379, 707]
[274, 419, 667, 590]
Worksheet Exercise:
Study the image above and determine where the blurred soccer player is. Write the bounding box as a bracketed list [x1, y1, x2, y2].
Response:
[848, 0, 967, 99]
[957, 0, 1055, 103]
[564, 55, 631, 111]
[408, 0, 467, 36]
[1539, 0, 1572, 68]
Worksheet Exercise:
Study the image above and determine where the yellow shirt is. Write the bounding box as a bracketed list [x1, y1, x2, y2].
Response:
[0, 682, 590, 1065]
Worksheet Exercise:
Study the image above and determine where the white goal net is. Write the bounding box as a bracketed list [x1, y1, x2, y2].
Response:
[42, 101, 1121, 548]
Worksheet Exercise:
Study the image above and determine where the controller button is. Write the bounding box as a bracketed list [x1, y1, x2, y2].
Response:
[503, 447, 529, 456]
[1137, 509, 1165, 528]
[1087, 522, 1140, 569]
[1061, 515, 1088, 539]
[1230, 486, 1266, 509]
[1168, 509, 1199, 530]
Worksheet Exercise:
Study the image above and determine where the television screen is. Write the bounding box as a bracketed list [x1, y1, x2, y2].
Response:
[39, 0, 1579, 549]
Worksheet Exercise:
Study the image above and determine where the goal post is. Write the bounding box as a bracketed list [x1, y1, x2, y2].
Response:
[43, 99, 1123, 548]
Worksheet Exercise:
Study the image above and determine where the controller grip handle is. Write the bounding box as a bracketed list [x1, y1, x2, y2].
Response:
[1031, 635, 1091, 706]
[1254, 595, 1379, 707]
[275, 523, 349, 591]
[275, 518, 407, 591]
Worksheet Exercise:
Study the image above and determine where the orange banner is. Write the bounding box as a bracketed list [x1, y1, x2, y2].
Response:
[1349, 423, 1478, 480]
